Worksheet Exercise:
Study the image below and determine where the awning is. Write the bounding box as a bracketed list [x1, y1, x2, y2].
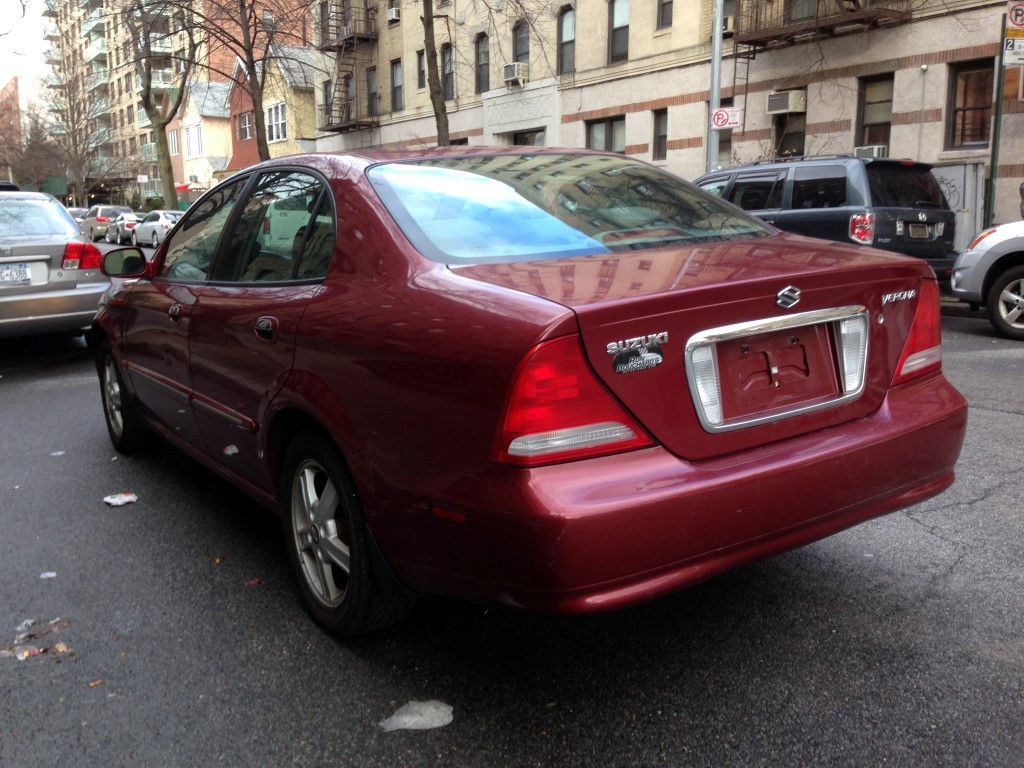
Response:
[174, 182, 191, 192]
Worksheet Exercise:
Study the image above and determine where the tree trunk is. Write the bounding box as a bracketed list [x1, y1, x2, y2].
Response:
[421, 0, 449, 146]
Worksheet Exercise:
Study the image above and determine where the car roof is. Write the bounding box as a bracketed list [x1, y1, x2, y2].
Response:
[697, 155, 933, 181]
[0, 190, 59, 201]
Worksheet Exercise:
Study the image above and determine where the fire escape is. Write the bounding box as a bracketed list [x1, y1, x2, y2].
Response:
[734, 0, 911, 48]
[318, 1, 380, 133]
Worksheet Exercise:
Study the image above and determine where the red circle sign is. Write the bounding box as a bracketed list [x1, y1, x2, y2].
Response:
[712, 109, 730, 127]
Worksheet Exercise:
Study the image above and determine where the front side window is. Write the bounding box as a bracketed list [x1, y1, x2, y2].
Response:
[475, 34, 490, 93]
[587, 116, 626, 153]
[949, 60, 993, 148]
[558, 8, 575, 75]
[391, 59, 403, 111]
[367, 154, 769, 264]
[609, 0, 629, 63]
[513, 22, 529, 64]
[161, 177, 248, 281]
[859, 76, 893, 147]
[266, 102, 287, 142]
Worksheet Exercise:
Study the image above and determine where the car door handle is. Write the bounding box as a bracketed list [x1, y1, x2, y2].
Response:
[168, 304, 183, 323]
[254, 316, 278, 341]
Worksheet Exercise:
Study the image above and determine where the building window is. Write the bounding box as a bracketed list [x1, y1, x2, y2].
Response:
[787, 0, 815, 22]
[587, 116, 626, 153]
[417, 50, 426, 89]
[391, 59, 403, 111]
[441, 44, 453, 100]
[266, 102, 287, 142]
[367, 67, 379, 116]
[236, 111, 253, 141]
[657, 0, 672, 29]
[168, 129, 179, 155]
[949, 60, 993, 148]
[558, 8, 575, 75]
[716, 97, 733, 168]
[184, 124, 203, 157]
[652, 109, 667, 160]
[475, 34, 489, 93]
[513, 21, 529, 64]
[322, 79, 333, 123]
[609, 0, 629, 63]
[513, 129, 545, 145]
[859, 75, 893, 147]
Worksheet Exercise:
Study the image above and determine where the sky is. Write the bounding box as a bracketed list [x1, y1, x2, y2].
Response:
[0, 0, 49, 98]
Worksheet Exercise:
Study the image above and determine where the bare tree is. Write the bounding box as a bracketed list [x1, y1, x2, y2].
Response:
[119, 0, 199, 208]
[7, 110, 65, 191]
[421, 0, 450, 145]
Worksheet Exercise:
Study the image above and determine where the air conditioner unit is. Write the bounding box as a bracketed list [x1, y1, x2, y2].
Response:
[854, 144, 889, 158]
[722, 15, 735, 36]
[503, 61, 529, 85]
[766, 89, 807, 115]
[437, 0, 452, 6]
[386, 7, 400, 22]
[339, 25, 352, 38]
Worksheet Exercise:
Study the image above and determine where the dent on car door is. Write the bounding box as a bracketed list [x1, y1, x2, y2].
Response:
[121, 177, 248, 447]
[188, 169, 334, 489]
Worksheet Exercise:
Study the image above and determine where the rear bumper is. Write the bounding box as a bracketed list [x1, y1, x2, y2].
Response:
[0, 281, 108, 338]
[369, 373, 967, 614]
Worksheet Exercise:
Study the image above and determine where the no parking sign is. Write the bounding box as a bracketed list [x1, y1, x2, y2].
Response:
[710, 107, 743, 130]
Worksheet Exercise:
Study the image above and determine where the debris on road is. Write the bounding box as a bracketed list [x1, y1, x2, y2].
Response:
[378, 700, 454, 732]
[103, 492, 138, 506]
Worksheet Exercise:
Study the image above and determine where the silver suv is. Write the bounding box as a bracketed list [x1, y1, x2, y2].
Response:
[951, 220, 1024, 339]
[81, 205, 133, 241]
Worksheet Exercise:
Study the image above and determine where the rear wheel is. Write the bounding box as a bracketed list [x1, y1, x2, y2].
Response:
[152, 232, 160, 249]
[986, 266, 1024, 340]
[131, 230, 138, 246]
[98, 340, 152, 453]
[282, 432, 411, 636]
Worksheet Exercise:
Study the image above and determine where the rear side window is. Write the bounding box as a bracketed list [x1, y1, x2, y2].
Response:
[791, 166, 847, 209]
[727, 173, 784, 211]
[866, 164, 948, 208]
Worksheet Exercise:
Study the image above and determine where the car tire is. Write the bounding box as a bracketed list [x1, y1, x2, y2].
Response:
[282, 431, 412, 636]
[985, 266, 1024, 340]
[131, 230, 138, 246]
[98, 340, 153, 454]
[152, 233, 160, 249]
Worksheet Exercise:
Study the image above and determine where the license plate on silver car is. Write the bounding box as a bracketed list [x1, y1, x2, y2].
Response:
[0, 263, 31, 286]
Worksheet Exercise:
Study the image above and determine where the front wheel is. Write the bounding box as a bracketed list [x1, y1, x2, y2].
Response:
[281, 432, 411, 636]
[986, 266, 1024, 340]
[98, 340, 153, 453]
[152, 232, 160, 249]
[131, 230, 138, 246]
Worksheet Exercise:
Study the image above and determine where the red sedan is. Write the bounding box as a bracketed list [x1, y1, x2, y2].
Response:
[92, 148, 967, 636]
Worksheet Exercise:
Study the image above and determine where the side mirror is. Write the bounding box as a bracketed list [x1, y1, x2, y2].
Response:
[102, 247, 148, 277]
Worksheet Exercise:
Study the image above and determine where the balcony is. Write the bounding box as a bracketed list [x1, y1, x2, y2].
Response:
[92, 97, 111, 116]
[45, 47, 62, 65]
[85, 70, 109, 91]
[44, 23, 60, 41]
[45, 73, 63, 89]
[137, 69, 175, 93]
[138, 111, 152, 129]
[82, 8, 105, 34]
[319, 7, 379, 52]
[148, 35, 173, 55]
[735, 0, 911, 46]
[140, 143, 158, 162]
[84, 38, 108, 63]
[319, 98, 378, 133]
[142, 179, 163, 198]
[43, 0, 58, 18]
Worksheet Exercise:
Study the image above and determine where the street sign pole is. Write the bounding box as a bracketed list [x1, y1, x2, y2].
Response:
[986, 13, 1008, 227]
[707, 0, 724, 173]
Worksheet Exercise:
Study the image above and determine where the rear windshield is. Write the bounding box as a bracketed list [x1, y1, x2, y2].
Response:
[0, 197, 80, 236]
[866, 164, 948, 209]
[368, 154, 770, 264]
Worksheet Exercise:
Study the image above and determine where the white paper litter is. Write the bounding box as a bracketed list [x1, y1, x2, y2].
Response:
[103, 492, 138, 506]
[378, 700, 453, 732]
[40, 572, 57, 579]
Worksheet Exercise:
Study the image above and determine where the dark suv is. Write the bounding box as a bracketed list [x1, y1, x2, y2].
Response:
[694, 156, 957, 277]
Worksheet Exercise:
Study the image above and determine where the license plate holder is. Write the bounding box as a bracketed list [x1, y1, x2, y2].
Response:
[0, 263, 31, 286]
[908, 223, 929, 239]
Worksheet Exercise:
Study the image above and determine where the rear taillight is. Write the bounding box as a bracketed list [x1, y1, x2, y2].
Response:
[61, 241, 103, 270]
[893, 280, 942, 386]
[849, 212, 874, 245]
[97, 216, 109, 223]
[494, 335, 653, 467]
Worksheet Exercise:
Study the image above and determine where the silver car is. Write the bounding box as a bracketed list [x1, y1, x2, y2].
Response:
[0, 191, 110, 338]
[81, 204, 132, 241]
[131, 209, 182, 248]
[951, 220, 1024, 340]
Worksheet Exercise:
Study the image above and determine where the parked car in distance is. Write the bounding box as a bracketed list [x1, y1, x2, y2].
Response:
[66, 207, 88, 224]
[0, 190, 108, 338]
[694, 155, 957, 279]
[132, 209, 182, 248]
[104, 212, 141, 244]
[81, 205, 132, 241]
[93, 148, 967, 637]
[951, 220, 1024, 339]
[0, 181, 19, 191]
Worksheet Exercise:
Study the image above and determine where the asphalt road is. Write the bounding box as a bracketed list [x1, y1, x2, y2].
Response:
[0, 311, 1021, 767]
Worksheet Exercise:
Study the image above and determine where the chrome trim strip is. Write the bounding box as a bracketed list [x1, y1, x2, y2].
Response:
[684, 305, 869, 434]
